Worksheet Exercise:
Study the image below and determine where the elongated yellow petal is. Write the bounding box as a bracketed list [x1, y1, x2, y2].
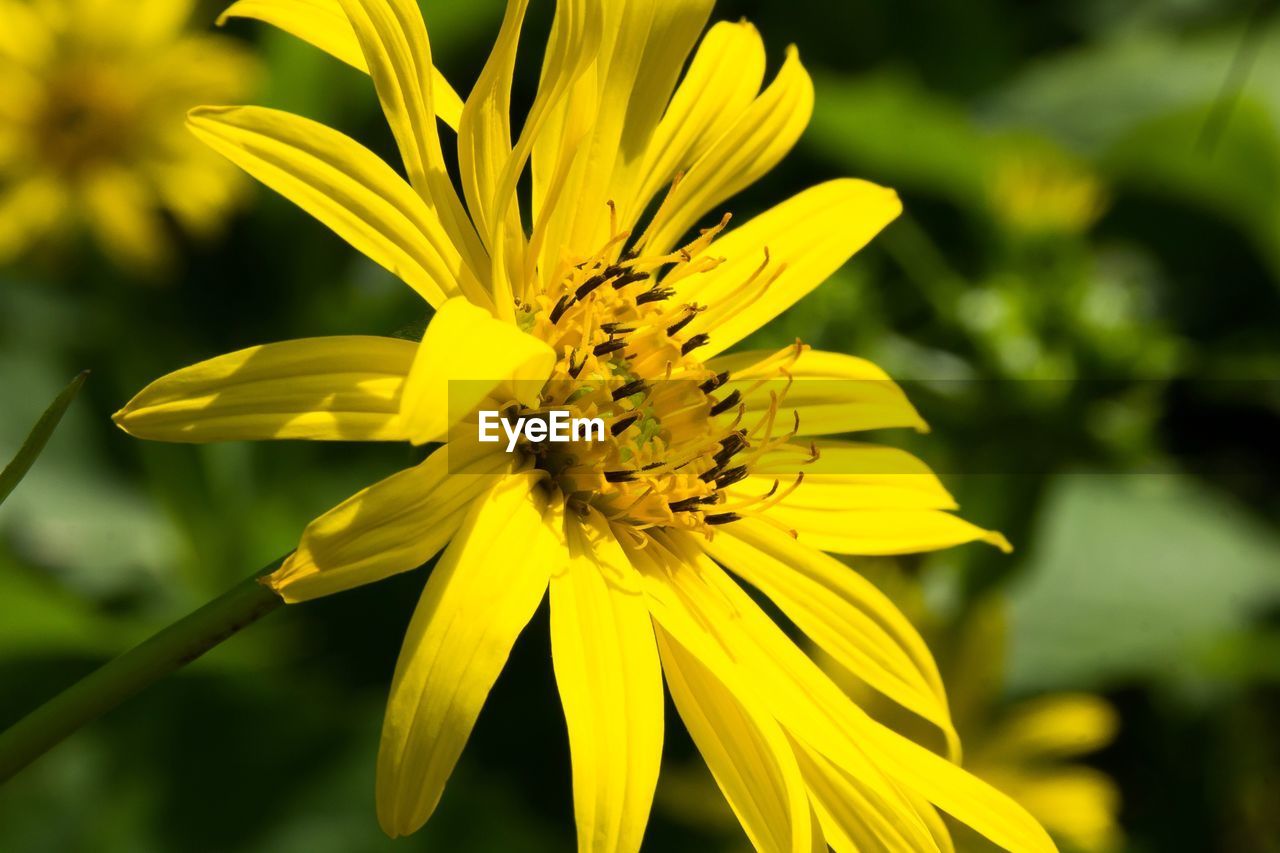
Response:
[706, 519, 959, 760]
[707, 347, 927, 435]
[396, 297, 557, 445]
[653, 628, 811, 853]
[675, 180, 902, 356]
[376, 472, 562, 838]
[113, 336, 415, 443]
[265, 439, 509, 602]
[491, 0, 602, 309]
[217, 0, 464, 128]
[623, 20, 766, 230]
[336, 0, 487, 284]
[794, 741, 939, 853]
[641, 45, 813, 257]
[188, 105, 469, 306]
[772, 503, 1010, 556]
[981, 694, 1118, 762]
[745, 441, 958, 511]
[652, 533, 1057, 853]
[457, 0, 529, 251]
[642, 534, 941, 848]
[554, 0, 715, 255]
[551, 511, 664, 853]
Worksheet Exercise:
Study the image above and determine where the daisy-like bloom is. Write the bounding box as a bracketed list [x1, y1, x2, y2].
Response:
[115, 1, 1054, 850]
[0, 0, 256, 270]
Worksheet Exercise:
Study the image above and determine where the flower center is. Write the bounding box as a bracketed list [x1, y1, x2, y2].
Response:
[34, 63, 137, 175]
[508, 214, 808, 537]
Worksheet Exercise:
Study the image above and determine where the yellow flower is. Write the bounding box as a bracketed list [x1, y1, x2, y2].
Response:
[0, 0, 256, 271]
[114, 1, 1054, 850]
[940, 599, 1122, 853]
[986, 141, 1108, 238]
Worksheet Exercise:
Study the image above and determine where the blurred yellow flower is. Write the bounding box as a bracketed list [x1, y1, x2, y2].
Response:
[115, 1, 1054, 850]
[940, 598, 1121, 853]
[987, 142, 1108, 237]
[965, 693, 1120, 853]
[0, 0, 256, 271]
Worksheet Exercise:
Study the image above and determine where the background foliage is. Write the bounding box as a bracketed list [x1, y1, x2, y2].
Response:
[2, 0, 1279, 850]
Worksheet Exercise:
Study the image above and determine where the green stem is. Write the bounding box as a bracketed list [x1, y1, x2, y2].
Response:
[0, 559, 285, 784]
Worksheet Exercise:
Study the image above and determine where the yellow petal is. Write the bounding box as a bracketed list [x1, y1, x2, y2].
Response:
[456, 0, 529, 253]
[217, 0, 464, 129]
[706, 519, 960, 760]
[641, 45, 813, 257]
[745, 441, 958, 511]
[981, 694, 1118, 762]
[80, 167, 170, 272]
[376, 472, 562, 837]
[188, 105, 470, 306]
[651, 533, 1057, 853]
[113, 336, 416, 443]
[490, 0, 603, 310]
[985, 767, 1119, 853]
[770, 503, 1010, 557]
[265, 439, 509, 602]
[794, 741, 940, 853]
[336, 0, 486, 280]
[550, 0, 715, 257]
[642, 534, 942, 850]
[623, 20, 766, 230]
[707, 347, 927, 435]
[396, 297, 557, 445]
[551, 511, 664, 853]
[675, 180, 902, 356]
[653, 629, 812, 853]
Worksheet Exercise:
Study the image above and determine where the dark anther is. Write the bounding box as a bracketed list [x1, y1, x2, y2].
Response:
[681, 333, 711, 356]
[611, 270, 651, 289]
[635, 287, 675, 305]
[575, 274, 608, 300]
[666, 312, 696, 336]
[620, 248, 639, 263]
[642, 460, 665, 470]
[715, 465, 748, 489]
[705, 512, 742, 525]
[699, 371, 729, 394]
[600, 322, 634, 335]
[549, 294, 572, 324]
[713, 434, 747, 468]
[698, 464, 724, 483]
[593, 339, 627, 357]
[709, 389, 742, 416]
[612, 379, 647, 401]
[567, 356, 586, 379]
[610, 414, 641, 436]
[668, 495, 717, 513]
[605, 469, 638, 483]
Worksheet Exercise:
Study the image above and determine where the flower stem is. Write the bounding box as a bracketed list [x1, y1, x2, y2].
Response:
[0, 558, 286, 784]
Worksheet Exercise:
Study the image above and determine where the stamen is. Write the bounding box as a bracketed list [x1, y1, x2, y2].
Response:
[612, 379, 647, 401]
[593, 339, 627, 357]
[680, 333, 711, 356]
[699, 371, 729, 393]
[610, 414, 640, 435]
[709, 389, 742, 417]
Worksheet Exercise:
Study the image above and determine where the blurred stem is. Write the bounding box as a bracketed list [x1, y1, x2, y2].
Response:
[881, 213, 970, 311]
[0, 558, 285, 784]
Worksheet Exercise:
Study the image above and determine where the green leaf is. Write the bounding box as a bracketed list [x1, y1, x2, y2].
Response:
[0, 371, 88, 508]
[1006, 473, 1280, 693]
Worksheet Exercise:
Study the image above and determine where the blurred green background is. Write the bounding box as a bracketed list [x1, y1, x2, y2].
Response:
[3, 0, 1280, 850]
